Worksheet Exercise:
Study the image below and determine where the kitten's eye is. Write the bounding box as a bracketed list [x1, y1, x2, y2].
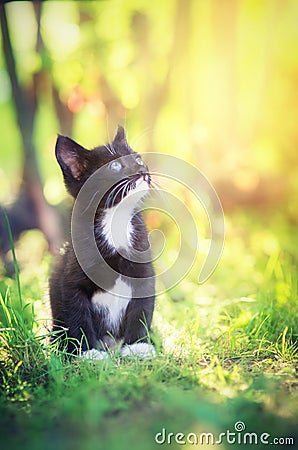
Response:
[136, 156, 145, 166]
[109, 160, 122, 172]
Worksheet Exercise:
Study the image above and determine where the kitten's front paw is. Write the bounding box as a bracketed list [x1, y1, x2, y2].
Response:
[81, 349, 108, 360]
[121, 343, 156, 359]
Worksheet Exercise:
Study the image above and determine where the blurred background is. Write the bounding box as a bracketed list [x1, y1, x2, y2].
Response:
[1, 4, 298, 447]
[0, 0, 297, 282]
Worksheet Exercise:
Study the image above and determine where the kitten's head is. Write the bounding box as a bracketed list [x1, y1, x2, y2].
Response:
[55, 126, 151, 208]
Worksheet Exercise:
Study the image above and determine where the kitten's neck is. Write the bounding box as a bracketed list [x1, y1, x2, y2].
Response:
[100, 203, 134, 253]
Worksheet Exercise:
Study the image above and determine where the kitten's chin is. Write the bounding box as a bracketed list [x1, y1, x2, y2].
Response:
[135, 175, 150, 190]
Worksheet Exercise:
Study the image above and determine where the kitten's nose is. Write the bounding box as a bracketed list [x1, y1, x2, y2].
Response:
[137, 165, 147, 174]
[133, 162, 147, 174]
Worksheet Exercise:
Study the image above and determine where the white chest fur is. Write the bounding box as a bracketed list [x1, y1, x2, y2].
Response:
[102, 204, 134, 251]
[101, 178, 149, 252]
[91, 277, 132, 331]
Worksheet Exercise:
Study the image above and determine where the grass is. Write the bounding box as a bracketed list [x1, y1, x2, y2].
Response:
[0, 210, 298, 449]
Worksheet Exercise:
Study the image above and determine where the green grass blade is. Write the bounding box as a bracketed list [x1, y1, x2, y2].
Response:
[2, 208, 22, 307]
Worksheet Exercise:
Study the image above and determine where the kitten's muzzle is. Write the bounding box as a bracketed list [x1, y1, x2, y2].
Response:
[132, 171, 151, 186]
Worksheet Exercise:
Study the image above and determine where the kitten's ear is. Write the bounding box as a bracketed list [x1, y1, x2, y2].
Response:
[55, 135, 89, 181]
[113, 126, 128, 145]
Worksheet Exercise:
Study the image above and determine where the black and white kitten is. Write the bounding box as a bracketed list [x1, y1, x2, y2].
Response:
[49, 127, 155, 359]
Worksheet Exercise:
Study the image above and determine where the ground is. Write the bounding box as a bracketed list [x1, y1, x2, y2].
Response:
[0, 210, 297, 450]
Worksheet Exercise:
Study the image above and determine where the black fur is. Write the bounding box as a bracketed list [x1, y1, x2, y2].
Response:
[49, 127, 155, 354]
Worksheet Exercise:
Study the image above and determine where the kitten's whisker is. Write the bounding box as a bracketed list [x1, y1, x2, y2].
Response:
[120, 181, 131, 203]
[105, 179, 128, 209]
[103, 144, 114, 156]
[106, 180, 126, 203]
[110, 145, 116, 155]
[105, 180, 127, 209]
[149, 178, 164, 192]
[114, 183, 129, 208]
[130, 127, 153, 148]
[150, 174, 166, 188]
[151, 177, 168, 194]
[81, 190, 100, 215]
[105, 117, 117, 155]
[147, 179, 168, 203]
[110, 180, 130, 208]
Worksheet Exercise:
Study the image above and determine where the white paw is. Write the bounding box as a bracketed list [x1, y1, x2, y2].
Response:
[121, 343, 156, 359]
[81, 349, 108, 360]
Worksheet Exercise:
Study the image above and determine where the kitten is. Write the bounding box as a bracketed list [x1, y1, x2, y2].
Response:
[49, 127, 155, 359]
